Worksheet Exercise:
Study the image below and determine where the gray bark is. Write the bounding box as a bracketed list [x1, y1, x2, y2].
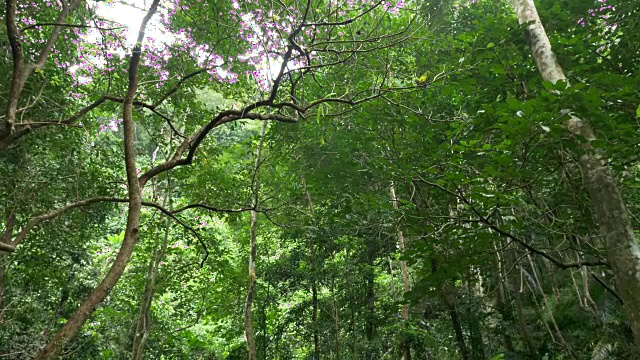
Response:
[511, 0, 640, 343]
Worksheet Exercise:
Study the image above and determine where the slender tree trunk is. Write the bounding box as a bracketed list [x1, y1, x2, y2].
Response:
[131, 187, 171, 360]
[345, 249, 358, 357]
[0, 253, 7, 324]
[468, 314, 485, 360]
[331, 276, 341, 360]
[431, 258, 469, 360]
[364, 235, 377, 360]
[444, 285, 469, 360]
[511, 0, 640, 343]
[0, 211, 15, 324]
[508, 252, 536, 359]
[32, 2, 160, 358]
[131, 254, 157, 360]
[389, 183, 411, 360]
[302, 176, 320, 359]
[526, 255, 576, 359]
[493, 242, 515, 356]
[244, 122, 266, 360]
[312, 282, 320, 359]
[261, 284, 269, 360]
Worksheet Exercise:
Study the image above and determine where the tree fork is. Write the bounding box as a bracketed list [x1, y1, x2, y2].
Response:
[32, 1, 161, 358]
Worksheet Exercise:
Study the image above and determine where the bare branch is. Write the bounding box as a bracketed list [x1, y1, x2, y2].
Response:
[20, 22, 124, 32]
[172, 204, 256, 214]
[0, 197, 124, 253]
[302, 0, 385, 27]
[2, 0, 84, 144]
[415, 176, 608, 270]
[0, 96, 108, 150]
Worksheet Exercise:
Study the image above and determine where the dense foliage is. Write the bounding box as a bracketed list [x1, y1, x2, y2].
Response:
[1, 0, 640, 359]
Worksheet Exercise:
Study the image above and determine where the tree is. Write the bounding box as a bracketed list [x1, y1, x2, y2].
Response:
[511, 0, 640, 343]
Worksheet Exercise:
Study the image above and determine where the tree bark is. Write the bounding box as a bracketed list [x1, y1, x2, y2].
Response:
[1, 0, 83, 148]
[301, 176, 320, 360]
[32, 2, 160, 358]
[511, 0, 640, 343]
[389, 183, 411, 360]
[364, 242, 376, 360]
[433, 259, 469, 360]
[493, 243, 515, 357]
[443, 284, 469, 360]
[0, 253, 7, 324]
[131, 180, 171, 360]
[244, 122, 266, 360]
[331, 276, 341, 360]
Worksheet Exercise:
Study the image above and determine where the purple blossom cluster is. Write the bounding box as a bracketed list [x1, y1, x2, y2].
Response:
[577, 0, 618, 54]
[577, 0, 616, 32]
[7, 0, 406, 138]
[97, 117, 123, 135]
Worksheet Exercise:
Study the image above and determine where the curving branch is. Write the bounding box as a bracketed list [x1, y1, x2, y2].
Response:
[20, 22, 124, 32]
[0, 196, 239, 263]
[0, 96, 108, 150]
[0, 196, 123, 253]
[1, 0, 85, 148]
[415, 176, 608, 270]
[172, 204, 256, 214]
[302, 0, 385, 27]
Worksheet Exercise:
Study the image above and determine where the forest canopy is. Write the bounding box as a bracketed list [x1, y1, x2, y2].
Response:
[1, 0, 640, 359]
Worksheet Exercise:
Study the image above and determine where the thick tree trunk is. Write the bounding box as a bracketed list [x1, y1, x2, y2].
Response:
[511, 0, 640, 343]
[32, 2, 160, 358]
[244, 122, 266, 360]
[389, 183, 411, 360]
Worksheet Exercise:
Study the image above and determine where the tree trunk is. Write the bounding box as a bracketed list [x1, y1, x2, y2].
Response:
[468, 309, 486, 360]
[364, 241, 376, 360]
[33, 2, 160, 358]
[345, 249, 358, 357]
[331, 276, 341, 360]
[443, 285, 469, 360]
[244, 122, 266, 360]
[0, 253, 7, 324]
[389, 183, 411, 360]
[131, 187, 171, 360]
[511, 0, 640, 343]
[312, 282, 320, 359]
[433, 258, 469, 360]
[493, 242, 516, 356]
[302, 176, 320, 359]
[526, 255, 576, 359]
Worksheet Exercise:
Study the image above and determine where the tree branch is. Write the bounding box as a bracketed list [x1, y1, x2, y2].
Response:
[2, 0, 83, 145]
[415, 176, 608, 270]
[0, 96, 108, 150]
[20, 22, 124, 32]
